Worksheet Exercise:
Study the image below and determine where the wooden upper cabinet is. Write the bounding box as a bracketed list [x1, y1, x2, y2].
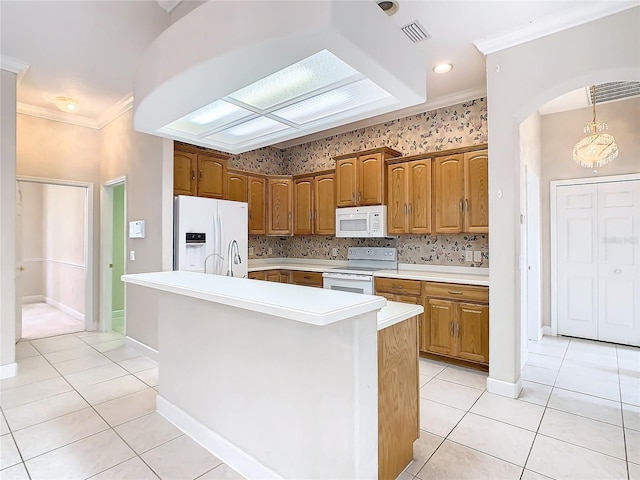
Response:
[408, 159, 431, 234]
[174, 151, 197, 196]
[433, 154, 464, 233]
[387, 163, 408, 234]
[464, 150, 489, 233]
[248, 176, 266, 235]
[358, 153, 384, 205]
[314, 173, 335, 235]
[294, 177, 313, 235]
[227, 171, 247, 202]
[267, 177, 293, 235]
[198, 154, 227, 199]
[335, 158, 357, 207]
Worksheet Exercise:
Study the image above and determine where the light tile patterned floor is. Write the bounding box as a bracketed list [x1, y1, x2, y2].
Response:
[21, 303, 84, 340]
[0, 331, 243, 480]
[1, 332, 638, 479]
[406, 335, 640, 480]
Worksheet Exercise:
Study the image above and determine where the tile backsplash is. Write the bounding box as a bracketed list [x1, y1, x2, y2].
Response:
[233, 97, 489, 268]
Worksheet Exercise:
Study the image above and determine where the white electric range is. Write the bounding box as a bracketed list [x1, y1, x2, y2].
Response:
[322, 247, 398, 295]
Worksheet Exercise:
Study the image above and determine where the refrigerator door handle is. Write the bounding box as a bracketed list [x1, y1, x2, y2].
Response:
[215, 213, 222, 274]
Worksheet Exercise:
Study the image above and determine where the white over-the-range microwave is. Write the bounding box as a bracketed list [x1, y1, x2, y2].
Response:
[335, 205, 387, 238]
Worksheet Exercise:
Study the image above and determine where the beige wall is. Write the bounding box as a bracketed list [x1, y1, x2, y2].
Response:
[486, 7, 639, 393]
[540, 97, 640, 329]
[18, 181, 44, 299]
[1, 69, 17, 367]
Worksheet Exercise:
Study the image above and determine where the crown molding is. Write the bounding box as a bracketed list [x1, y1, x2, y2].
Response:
[474, 1, 639, 55]
[156, 0, 182, 13]
[17, 94, 133, 130]
[271, 87, 487, 150]
[0, 55, 30, 84]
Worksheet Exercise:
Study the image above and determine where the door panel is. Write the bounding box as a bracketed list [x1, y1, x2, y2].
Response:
[248, 176, 266, 235]
[294, 178, 313, 235]
[336, 159, 357, 207]
[174, 152, 197, 196]
[268, 178, 293, 235]
[227, 172, 247, 202]
[456, 303, 489, 364]
[358, 154, 383, 205]
[198, 155, 227, 199]
[433, 155, 464, 233]
[409, 159, 431, 234]
[315, 174, 335, 235]
[463, 151, 488, 233]
[425, 298, 454, 356]
[387, 163, 407, 234]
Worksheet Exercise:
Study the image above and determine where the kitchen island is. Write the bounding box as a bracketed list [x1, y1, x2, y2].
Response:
[122, 271, 422, 480]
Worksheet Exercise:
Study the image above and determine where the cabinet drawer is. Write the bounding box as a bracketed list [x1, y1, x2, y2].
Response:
[248, 271, 266, 280]
[423, 282, 488, 303]
[375, 278, 422, 296]
[291, 270, 323, 287]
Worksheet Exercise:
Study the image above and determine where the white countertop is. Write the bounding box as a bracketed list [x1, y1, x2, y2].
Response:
[377, 301, 423, 331]
[122, 271, 385, 327]
[248, 258, 489, 286]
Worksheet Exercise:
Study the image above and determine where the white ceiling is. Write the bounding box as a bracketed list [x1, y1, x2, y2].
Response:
[0, 0, 636, 138]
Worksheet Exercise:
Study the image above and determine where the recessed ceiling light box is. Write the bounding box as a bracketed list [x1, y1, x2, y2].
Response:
[133, 1, 426, 154]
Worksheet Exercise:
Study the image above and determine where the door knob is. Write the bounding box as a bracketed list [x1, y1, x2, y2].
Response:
[18, 266, 25, 272]
[109, 263, 113, 268]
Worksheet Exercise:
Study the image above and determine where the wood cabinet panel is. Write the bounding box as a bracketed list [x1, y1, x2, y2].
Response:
[336, 158, 357, 207]
[291, 270, 323, 287]
[358, 153, 384, 205]
[227, 171, 247, 202]
[433, 155, 464, 233]
[457, 303, 489, 364]
[315, 173, 335, 235]
[198, 154, 227, 199]
[294, 178, 313, 235]
[248, 271, 266, 280]
[174, 151, 197, 196]
[375, 278, 422, 296]
[422, 282, 489, 303]
[267, 178, 293, 235]
[425, 298, 456, 356]
[248, 176, 266, 235]
[408, 159, 431, 234]
[387, 163, 408, 234]
[464, 150, 489, 233]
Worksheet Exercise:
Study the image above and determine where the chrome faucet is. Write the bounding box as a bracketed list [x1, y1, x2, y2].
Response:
[226, 240, 241, 276]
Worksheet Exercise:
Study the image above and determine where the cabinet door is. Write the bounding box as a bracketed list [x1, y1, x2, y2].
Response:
[265, 270, 280, 282]
[278, 271, 292, 283]
[227, 172, 247, 202]
[174, 151, 197, 196]
[315, 173, 336, 235]
[198, 155, 227, 199]
[387, 163, 408, 234]
[433, 155, 464, 233]
[248, 176, 266, 235]
[464, 150, 489, 233]
[294, 178, 314, 235]
[424, 298, 455, 356]
[408, 159, 432, 234]
[336, 158, 357, 207]
[268, 178, 293, 235]
[456, 302, 489, 364]
[358, 153, 383, 205]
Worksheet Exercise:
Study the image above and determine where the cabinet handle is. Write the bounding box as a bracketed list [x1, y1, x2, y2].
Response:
[404, 204, 407, 215]
[448, 290, 463, 295]
[249, 209, 252, 219]
[199, 170, 203, 181]
[408, 203, 412, 215]
[455, 323, 460, 337]
[303, 275, 310, 279]
[358, 191, 362, 202]
[191, 169, 196, 181]
[352, 192, 355, 203]
[459, 200, 463, 212]
[392, 284, 403, 290]
[465, 199, 469, 212]
[450, 322, 454, 336]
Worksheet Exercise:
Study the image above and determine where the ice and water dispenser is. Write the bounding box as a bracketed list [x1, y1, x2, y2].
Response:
[185, 233, 206, 271]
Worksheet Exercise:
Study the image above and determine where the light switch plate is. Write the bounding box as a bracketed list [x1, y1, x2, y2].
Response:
[465, 251, 473, 262]
[129, 251, 136, 261]
[473, 251, 482, 262]
[268, 247, 273, 255]
[332, 248, 338, 256]
[249, 247, 255, 256]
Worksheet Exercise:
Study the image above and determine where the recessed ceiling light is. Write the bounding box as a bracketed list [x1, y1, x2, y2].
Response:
[433, 63, 453, 74]
[377, 1, 399, 16]
[54, 96, 79, 113]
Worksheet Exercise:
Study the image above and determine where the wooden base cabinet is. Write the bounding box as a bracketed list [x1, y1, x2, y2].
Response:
[422, 282, 489, 367]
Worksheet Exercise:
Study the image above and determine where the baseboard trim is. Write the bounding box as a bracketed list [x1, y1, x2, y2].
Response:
[486, 376, 522, 399]
[44, 297, 84, 322]
[156, 396, 281, 480]
[22, 295, 45, 304]
[542, 326, 552, 336]
[125, 336, 159, 362]
[0, 362, 17, 380]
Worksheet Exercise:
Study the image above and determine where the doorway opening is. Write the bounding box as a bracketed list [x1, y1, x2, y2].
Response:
[16, 177, 94, 340]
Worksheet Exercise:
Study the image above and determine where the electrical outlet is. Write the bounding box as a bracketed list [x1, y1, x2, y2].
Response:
[465, 250, 473, 262]
[129, 251, 136, 261]
[268, 247, 273, 255]
[249, 247, 254, 257]
[331, 248, 338, 257]
[473, 251, 482, 262]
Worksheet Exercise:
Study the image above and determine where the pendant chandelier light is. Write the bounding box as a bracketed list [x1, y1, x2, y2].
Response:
[572, 84, 619, 168]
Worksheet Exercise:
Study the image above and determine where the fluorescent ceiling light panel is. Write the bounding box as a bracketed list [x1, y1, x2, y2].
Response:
[206, 116, 291, 145]
[272, 78, 393, 125]
[228, 50, 360, 111]
[166, 100, 254, 136]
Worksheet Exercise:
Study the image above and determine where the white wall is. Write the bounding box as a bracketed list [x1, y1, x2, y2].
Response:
[486, 7, 640, 395]
[0, 69, 17, 370]
[540, 97, 640, 328]
[18, 181, 44, 299]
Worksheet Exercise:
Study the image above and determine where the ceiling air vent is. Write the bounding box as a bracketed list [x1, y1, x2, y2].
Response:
[401, 21, 431, 43]
[589, 81, 640, 105]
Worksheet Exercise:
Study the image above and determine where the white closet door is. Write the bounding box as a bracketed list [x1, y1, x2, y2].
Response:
[597, 180, 640, 346]
[557, 184, 598, 340]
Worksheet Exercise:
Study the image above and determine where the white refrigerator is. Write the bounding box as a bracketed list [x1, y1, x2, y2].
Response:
[174, 195, 248, 277]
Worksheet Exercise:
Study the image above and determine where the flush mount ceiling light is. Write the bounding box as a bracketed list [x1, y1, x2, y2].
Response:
[377, 0, 399, 16]
[433, 63, 453, 74]
[134, 1, 425, 154]
[572, 84, 619, 168]
[54, 96, 79, 113]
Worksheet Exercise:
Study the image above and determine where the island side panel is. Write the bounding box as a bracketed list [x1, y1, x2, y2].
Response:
[156, 291, 378, 480]
[378, 316, 419, 480]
